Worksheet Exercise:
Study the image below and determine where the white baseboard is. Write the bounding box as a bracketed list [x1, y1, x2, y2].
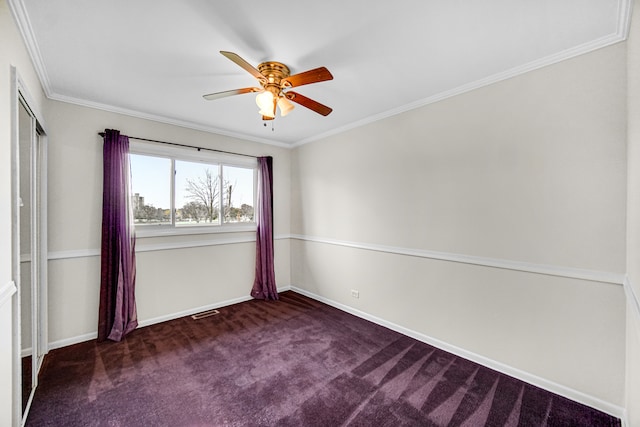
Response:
[621, 410, 629, 427]
[289, 286, 626, 420]
[48, 331, 98, 351]
[623, 277, 640, 427]
[137, 294, 253, 329]
[138, 285, 292, 328]
[45, 284, 623, 417]
[48, 285, 292, 351]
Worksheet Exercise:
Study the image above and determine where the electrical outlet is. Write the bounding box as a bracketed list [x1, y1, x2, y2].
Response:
[351, 289, 359, 298]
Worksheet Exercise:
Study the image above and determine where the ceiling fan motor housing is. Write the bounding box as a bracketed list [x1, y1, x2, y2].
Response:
[204, 51, 333, 117]
[258, 61, 291, 95]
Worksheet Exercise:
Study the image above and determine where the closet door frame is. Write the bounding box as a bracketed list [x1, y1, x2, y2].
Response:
[11, 66, 48, 427]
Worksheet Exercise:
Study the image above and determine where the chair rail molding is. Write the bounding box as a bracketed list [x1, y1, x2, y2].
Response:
[47, 234, 290, 261]
[0, 281, 17, 308]
[290, 234, 625, 285]
[624, 276, 640, 330]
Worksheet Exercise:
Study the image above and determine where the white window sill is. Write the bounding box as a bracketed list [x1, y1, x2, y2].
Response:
[134, 223, 257, 238]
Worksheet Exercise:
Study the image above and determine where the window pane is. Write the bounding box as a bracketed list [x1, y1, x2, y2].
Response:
[176, 160, 220, 226]
[130, 154, 171, 225]
[222, 165, 254, 223]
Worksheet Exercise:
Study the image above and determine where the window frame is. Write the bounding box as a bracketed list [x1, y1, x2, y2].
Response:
[129, 140, 258, 237]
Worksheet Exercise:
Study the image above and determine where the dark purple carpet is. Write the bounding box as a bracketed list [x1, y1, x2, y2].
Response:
[27, 291, 620, 426]
[23, 355, 32, 412]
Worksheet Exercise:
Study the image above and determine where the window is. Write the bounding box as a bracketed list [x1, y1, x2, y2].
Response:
[129, 141, 256, 235]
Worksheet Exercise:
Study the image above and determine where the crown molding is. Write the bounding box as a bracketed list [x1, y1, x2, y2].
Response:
[9, 0, 632, 149]
[617, 0, 634, 40]
[48, 92, 292, 149]
[8, 0, 289, 148]
[293, 38, 629, 147]
[7, 0, 52, 96]
[292, 0, 632, 147]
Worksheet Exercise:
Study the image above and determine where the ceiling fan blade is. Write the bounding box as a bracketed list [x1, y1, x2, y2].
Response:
[220, 51, 265, 82]
[285, 91, 333, 116]
[282, 67, 333, 88]
[203, 87, 260, 101]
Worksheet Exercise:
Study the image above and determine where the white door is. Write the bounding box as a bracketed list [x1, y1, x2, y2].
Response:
[12, 69, 48, 426]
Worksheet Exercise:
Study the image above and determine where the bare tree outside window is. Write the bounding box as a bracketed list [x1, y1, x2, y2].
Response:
[130, 154, 255, 229]
[184, 168, 222, 223]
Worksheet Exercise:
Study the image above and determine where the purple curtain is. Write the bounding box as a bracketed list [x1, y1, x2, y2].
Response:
[251, 156, 278, 300]
[98, 129, 138, 342]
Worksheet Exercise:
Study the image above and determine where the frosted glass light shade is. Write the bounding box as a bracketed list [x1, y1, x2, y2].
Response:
[256, 91, 275, 117]
[277, 97, 295, 117]
[258, 108, 276, 118]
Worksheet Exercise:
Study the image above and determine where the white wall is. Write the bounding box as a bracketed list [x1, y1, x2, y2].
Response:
[45, 100, 291, 346]
[291, 43, 627, 409]
[626, 0, 640, 425]
[0, 0, 46, 425]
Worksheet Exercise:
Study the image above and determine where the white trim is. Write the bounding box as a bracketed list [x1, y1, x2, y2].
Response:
[10, 65, 22, 427]
[137, 294, 252, 329]
[291, 234, 625, 285]
[21, 347, 32, 358]
[21, 389, 35, 427]
[290, 286, 626, 420]
[49, 23, 630, 150]
[0, 281, 17, 308]
[47, 285, 292, 351]
[628, 279, 640, 427]
[47, 248, 100, 261]
[15, 73, 47, 132]
[136, 236, 256, 253]
[134, 224, 257, 239]
[617, 0, 634, 40]
[10, 0, 631, 149]
[7, 0, 53, 97]
[291, 8, 631, 148]
[49, 234, 625, 285]
[52, 92, 290, 148]
[624, 276, 640, 333]
[47, 234, 290, 260]
[47, 332, 98, 351]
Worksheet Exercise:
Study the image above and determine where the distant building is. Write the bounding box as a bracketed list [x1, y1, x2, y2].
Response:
[132, 193, 144, 212]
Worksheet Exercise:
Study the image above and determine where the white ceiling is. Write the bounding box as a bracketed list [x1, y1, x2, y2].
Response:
[11, 0, 630, 146]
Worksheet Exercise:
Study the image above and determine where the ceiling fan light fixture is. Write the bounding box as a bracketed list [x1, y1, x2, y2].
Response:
[258, 107, 276, 118]
[277, 96, 295, 117]
[206, 51, 333, 119]
[256, 90, 274, 112]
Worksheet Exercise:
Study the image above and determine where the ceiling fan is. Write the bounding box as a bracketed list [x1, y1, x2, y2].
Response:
[203, 51, 333, 120]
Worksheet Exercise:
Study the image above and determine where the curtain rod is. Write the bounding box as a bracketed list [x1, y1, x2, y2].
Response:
[98, 132, 258, 159]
